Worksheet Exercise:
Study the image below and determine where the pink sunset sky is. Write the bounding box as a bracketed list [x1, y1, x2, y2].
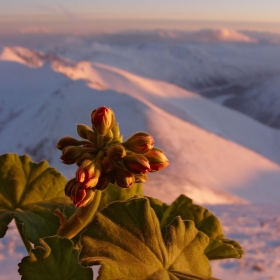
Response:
[1, 0, 280, 35]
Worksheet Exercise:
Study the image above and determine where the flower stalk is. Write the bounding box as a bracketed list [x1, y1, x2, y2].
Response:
[55, 190, 102, 239]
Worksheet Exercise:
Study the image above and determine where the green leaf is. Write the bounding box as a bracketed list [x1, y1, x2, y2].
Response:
[147, 195, 224, 239]
[147, 195, 244, 260]
[204, 239, 244, 260]
[80, 197, 218, 280]
[0, 212, 12, 237]
[165, 217, 213, 277]
[98, 182, 143, 210]
[0, 153, 75, 243]
[18, 236, 93, 280]
[14, 198, 76, 245]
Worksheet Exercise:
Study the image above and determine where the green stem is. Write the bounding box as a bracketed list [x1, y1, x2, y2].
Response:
[56, 190, 102, 239]
[15, 221, 33, 253]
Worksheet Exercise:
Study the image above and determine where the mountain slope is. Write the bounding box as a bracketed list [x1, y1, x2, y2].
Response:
[1, 48, 280, 203]
[37, 37, 280, 129]
[48, 58, 280, 166]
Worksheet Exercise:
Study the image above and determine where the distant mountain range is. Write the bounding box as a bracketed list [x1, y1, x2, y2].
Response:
[40, 30, 280, 129]
[1, 40, 280, 204]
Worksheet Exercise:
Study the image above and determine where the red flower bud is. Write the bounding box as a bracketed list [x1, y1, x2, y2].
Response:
[114, 167, 135, 188]
[123, 154, 151, 174]
[123, 132, 154, 154]
[70, 184, 95, 207]
[76, 159, 101, 188]
[91, 106, 115, 136]
[144, 148, 169, 172]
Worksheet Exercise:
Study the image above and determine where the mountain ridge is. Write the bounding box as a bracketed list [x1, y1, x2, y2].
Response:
[1, 46, 280, 204]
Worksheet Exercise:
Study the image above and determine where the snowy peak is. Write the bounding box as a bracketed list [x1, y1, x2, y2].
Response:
[156, 28, 257, 43]
[0, 46, 45, 67]
[51, 60, 107, 90]
[189, 28, 257, 43]
[93, 28, 257, 43]
[0, 46, 74, 69]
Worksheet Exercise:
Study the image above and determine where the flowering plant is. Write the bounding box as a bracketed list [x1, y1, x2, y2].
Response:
[0, 106, 243, 280]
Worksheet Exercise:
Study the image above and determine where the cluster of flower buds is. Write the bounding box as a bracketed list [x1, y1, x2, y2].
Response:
[57, 106, 169, 207]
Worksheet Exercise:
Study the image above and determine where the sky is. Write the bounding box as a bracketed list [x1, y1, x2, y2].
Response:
[1, 0, 280, 34]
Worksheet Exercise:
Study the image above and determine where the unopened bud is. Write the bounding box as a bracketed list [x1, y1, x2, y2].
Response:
[123, 154, 151, 174]
[91, 106, 115, 136]
[60, 146, 84, 165]
[95, 174, 110, 191]
[76, 159, 101, 188]
[144, 148, 169, 172]
[100, 156, 114, 173]
[106, 144, 126, 161]
[77, 124, 92, 139]
[57, 136, 87, 150]
[64, 178, 79, 197]
[114, 167, 135, 188]
[87, 130, 97, 144]
[71, 184, 95, 207]
[111, 123, 121, 138]
[123, 132, 154, 154]
[103, 129, 113, 143]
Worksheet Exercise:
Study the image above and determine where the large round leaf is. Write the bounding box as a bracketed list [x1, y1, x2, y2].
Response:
[80, 197, 218, 280]
[18, 236, 93, 280]
[147, 195, 244, 260]
[0, 154, 75, 244]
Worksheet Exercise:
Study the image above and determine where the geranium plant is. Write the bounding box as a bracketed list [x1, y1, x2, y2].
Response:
[0, 106, 244, 280]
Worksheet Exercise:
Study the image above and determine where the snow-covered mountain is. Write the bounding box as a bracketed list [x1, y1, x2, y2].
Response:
[1, 45, 280, 204]
[37, 32, 280, 129]
[87, 28, 257, 43]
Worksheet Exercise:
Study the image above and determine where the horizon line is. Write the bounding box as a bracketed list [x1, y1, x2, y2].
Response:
[1, 18, 280, 35]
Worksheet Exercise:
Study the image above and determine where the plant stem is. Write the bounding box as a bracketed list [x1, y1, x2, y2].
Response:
[56, 190, 102, 239]
[15, 221, 33, 253]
